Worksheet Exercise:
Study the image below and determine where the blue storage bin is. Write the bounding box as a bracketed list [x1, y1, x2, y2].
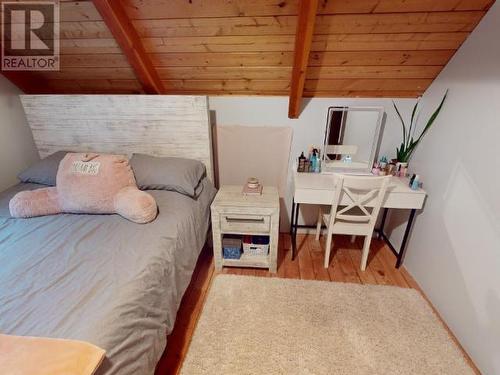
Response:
[222, 237, 242, 259]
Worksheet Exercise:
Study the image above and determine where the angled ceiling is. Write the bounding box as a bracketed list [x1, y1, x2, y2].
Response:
[0, 0, 494, 102]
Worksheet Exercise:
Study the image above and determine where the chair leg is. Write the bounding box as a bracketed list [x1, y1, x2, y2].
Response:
[315, 207, 322, 241]
[360, 235, 373, 271]
[350, 235, 356, 243]
[324, 232, 333, 268]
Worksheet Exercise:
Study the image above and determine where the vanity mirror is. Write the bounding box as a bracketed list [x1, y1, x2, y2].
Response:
[322, 106, 384, 174]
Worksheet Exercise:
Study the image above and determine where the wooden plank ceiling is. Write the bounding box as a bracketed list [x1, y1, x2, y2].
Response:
[0, 0, 493, 100]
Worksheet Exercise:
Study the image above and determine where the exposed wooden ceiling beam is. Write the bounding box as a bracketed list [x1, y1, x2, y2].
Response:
[92, 0, 165, 94]
[288, 0, 319, 119]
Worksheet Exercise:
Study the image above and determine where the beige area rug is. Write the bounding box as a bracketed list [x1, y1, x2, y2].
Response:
[180, 275, 473, 375]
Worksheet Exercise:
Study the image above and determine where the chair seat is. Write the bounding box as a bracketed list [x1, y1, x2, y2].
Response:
[322, 214, 372, 236]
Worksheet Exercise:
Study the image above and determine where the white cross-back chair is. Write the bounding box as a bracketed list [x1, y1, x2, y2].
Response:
[315, 174, 391, 270]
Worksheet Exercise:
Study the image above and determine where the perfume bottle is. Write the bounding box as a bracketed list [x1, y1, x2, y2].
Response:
[411, 175, 420, 190]
[310, 149, 317, 172]
[315, 155, 321, 173]
[298, 152, 306, 172]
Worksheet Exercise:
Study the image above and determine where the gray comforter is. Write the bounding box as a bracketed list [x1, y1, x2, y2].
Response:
[0, 179, 216, 375]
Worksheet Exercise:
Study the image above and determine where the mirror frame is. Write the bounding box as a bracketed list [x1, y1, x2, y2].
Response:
[322, 106, 384, 174]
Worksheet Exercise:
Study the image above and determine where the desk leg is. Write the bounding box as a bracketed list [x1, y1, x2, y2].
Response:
[396, 208, 416, 268]
[378, 208, 389, 239]
[376, 208, 417, 269]
[290, 200, 299, 261]
[292, 203, 300, 260]
[290, 198, 296, 260]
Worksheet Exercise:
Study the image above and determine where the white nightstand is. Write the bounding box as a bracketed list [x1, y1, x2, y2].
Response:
[211, 185, 280, 273]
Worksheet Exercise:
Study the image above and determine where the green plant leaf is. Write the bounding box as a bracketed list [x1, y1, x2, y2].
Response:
[404, 140, 419, 160]
[394, 90, 448, 163]
[396, 90, 449, 162]
[408, 99, 419, 147]
[415, 89, 448, 145]
[393, 100, 407, 147]
[396, 142, 407, 161]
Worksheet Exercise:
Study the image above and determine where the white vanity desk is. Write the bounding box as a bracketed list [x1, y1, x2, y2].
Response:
[290, 170, 427, 268]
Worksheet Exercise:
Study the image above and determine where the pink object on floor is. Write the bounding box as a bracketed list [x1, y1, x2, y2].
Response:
[9, 153, 158, 224]
[0, 333, 105, 375]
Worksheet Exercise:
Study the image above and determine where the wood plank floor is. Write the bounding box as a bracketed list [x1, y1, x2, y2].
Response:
[155, 233, 478, 374]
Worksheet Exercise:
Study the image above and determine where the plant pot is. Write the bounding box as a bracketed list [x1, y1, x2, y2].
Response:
[395, 162, 408, 177]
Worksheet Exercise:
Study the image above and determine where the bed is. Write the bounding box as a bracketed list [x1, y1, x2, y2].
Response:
[0, 95, 216, 374]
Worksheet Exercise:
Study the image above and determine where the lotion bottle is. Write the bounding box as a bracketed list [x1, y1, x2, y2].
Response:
[411, 175, 420, 190]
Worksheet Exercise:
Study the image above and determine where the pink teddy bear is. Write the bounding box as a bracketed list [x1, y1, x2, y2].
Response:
[9, 153, 157, 224]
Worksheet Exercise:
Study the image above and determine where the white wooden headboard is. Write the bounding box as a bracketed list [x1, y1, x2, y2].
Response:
[20, 95, 214, 182]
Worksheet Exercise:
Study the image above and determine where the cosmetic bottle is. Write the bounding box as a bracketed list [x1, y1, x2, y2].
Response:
[411, 175, 420, 190]
[409, 174, 416, 187]
[314, 152, 321, 173]
[298, 152, 306, 172]
[311, 149, 317, 172]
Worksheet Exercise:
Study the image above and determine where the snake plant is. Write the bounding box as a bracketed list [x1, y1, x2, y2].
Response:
[393, 90, 448, 163]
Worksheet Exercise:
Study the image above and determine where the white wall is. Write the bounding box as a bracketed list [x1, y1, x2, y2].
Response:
[402, 3, 500, 373]
[0, 75, 39, 191]
[209, 96, 416, 227]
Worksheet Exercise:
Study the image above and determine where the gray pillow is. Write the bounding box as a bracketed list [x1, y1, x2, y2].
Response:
[130, 154, 206, 197]
[17, 151, 67, 186]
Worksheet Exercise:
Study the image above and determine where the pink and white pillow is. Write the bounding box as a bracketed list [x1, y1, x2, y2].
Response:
[10, 153, 158, 224]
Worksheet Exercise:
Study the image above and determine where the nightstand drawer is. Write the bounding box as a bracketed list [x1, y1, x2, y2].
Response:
[220, 214, 270, 234]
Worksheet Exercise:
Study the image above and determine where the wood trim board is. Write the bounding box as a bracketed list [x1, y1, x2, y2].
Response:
[92, 0, 165, 94]
[288, 0, 319, 119]
[20, 95, 214, 182]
